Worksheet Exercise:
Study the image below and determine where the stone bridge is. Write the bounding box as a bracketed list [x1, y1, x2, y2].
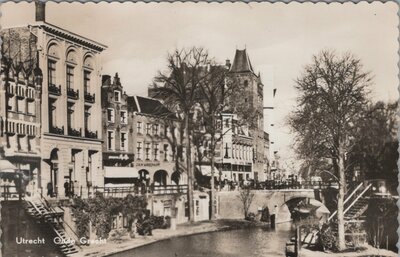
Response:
[217, 189, 324, 223]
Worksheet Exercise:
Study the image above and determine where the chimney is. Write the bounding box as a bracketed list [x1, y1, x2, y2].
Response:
[35, 1, 46, 22]
[225, 59, 231, 69]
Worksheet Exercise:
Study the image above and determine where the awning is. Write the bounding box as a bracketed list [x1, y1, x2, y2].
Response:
[196, 165, 220, 177]
[0, 160, 17, 172]
[104, 167, 139, 178]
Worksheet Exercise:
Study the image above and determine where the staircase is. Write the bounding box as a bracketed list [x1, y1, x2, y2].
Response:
[344, 197, 369, 221]
[25, 196, 79, 256]
[328, 182, 372, 222]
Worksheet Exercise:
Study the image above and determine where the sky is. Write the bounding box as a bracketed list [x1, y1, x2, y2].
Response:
[1, 2, 398, 168]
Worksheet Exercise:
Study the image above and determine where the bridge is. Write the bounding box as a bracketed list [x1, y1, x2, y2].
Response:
[216, 188, 330, 223]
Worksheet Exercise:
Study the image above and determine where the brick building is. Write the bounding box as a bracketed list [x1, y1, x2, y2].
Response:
[101, 73, 186, 188]
[101, 73, 136, 185]
[130, 95, 187, 187]
[1, 2, 107, 198]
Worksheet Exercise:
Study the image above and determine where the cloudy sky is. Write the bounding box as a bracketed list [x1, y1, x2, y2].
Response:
[2, 2, 398, 167]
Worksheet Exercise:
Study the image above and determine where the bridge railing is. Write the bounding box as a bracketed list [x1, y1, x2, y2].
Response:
[237, 180, 338, 191]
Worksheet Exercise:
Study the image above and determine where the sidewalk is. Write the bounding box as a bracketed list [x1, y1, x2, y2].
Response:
[74, 219, 266, 257]
[300, 245, 398, 257]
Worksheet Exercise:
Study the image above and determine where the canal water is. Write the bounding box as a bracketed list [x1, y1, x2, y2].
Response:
[109, 222, 295, 257]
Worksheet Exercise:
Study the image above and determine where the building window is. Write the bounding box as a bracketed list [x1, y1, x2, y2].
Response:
[153, 124, 159, 136]
[84, 70, 91, 94]
[120, 110, 127, 124]
[154, 143, 159, 161]
[49, 98, 56, 129]
[48, 59, 56, 86]
[145, 142, 151, 160]
[164, 144, 169, 161]
[67, 103, 74, 130]
[137, 122, 142, 134]
[137, 142, 142, 160]
[27, 101, 35, 115]
[66, 65, 74, 89]
[114, 91, 121, 102]
[146, 123, 151, 135]
[107, 131, 115, 150]
[17, 99, 25, 113]
[85, 106, 91, 131]
[121, 132, 127, 151]
[107, 108, 115, 123]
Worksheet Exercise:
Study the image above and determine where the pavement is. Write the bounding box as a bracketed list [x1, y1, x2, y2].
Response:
[300, 244, 398, 257]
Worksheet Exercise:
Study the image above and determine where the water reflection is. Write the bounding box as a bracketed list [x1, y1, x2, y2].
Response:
[110, 222, 295, 257]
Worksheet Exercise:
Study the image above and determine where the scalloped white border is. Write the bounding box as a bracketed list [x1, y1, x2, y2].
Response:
[0, 1, 398, 257]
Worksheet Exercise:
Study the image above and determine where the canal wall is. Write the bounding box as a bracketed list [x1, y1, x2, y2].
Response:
[216, 190, 315, 223]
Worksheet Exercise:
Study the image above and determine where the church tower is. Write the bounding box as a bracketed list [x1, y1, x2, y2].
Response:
[228, 49, 265, 181]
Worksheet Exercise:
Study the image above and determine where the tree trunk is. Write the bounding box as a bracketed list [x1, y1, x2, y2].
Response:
[337, 149, 346, 250]
[185, 116, 195, 222]
[210, 133, 216, 220]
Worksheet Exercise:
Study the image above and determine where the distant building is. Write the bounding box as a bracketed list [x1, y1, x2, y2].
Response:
[130, 96, 187, 187]
[217, 113, 254, 182]
[101, 73, 186, 187]
[101, 73, 135, 185]
[225, 49, 265, 181]
[0, 2, 107, 198]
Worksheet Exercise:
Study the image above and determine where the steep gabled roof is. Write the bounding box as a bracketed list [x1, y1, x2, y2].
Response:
[229, 49, 254, 73]
[134, 96, 176, 119]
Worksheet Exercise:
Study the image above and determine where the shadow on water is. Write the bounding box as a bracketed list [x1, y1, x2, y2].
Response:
[109, 222, 295, 257]
[2, 201, 63, 257]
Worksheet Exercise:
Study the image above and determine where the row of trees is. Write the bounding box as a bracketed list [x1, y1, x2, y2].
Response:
[289, 50, 397, 250]
[149, 47, 254, 221]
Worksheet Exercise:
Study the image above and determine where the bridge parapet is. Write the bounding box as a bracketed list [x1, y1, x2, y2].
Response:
[217, 189, 318, 223]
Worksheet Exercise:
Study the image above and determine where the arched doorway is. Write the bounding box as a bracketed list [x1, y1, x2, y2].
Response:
[138, 169, 150, 186]
[171, 170, 181, 185]
[154, 170, 168, 186]
[49, 148, 59, 197]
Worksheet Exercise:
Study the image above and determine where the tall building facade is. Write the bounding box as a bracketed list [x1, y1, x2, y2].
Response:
[131, 96, 187, 186]
[101, 73, 187, 187]
[0, 30, 43, 196]
[222, 49, 266, 182]
[1, 2, 107, 198]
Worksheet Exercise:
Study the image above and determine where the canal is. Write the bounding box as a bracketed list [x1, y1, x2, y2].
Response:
[109, 222, 295, 257]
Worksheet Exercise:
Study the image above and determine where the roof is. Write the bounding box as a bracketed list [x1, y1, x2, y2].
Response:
[229, 49, 254, 73]
[133, 96, 176, 119]
[33, 22, 107, 52]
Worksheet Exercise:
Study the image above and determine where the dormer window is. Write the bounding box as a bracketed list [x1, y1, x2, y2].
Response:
[114, 91, 121, 102]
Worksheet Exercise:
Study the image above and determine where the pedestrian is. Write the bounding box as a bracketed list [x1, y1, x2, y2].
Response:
[64, 181, 70, 197]
[47, 182, 53, 197]
[70, 180, 74, 197]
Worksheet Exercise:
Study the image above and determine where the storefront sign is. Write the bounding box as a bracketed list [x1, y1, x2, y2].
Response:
[135, 162, 161, 167]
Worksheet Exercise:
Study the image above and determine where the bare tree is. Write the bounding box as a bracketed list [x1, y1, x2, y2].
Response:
[149, 47, 213, 222]
[238, 187, 255, 219]
[288, 50, 371, 250]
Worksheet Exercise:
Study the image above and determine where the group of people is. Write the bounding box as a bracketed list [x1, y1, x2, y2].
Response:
[46, 180, 76, 198]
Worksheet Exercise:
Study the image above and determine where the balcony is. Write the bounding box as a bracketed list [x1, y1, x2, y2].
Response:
[49, 125, 64, 135]
[67, 88, 79, 100]
[85, 129, 98, 139]
[48, 84, 61, 96]
[84, 92, 95, 103]
[68, 127, 82, 137]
